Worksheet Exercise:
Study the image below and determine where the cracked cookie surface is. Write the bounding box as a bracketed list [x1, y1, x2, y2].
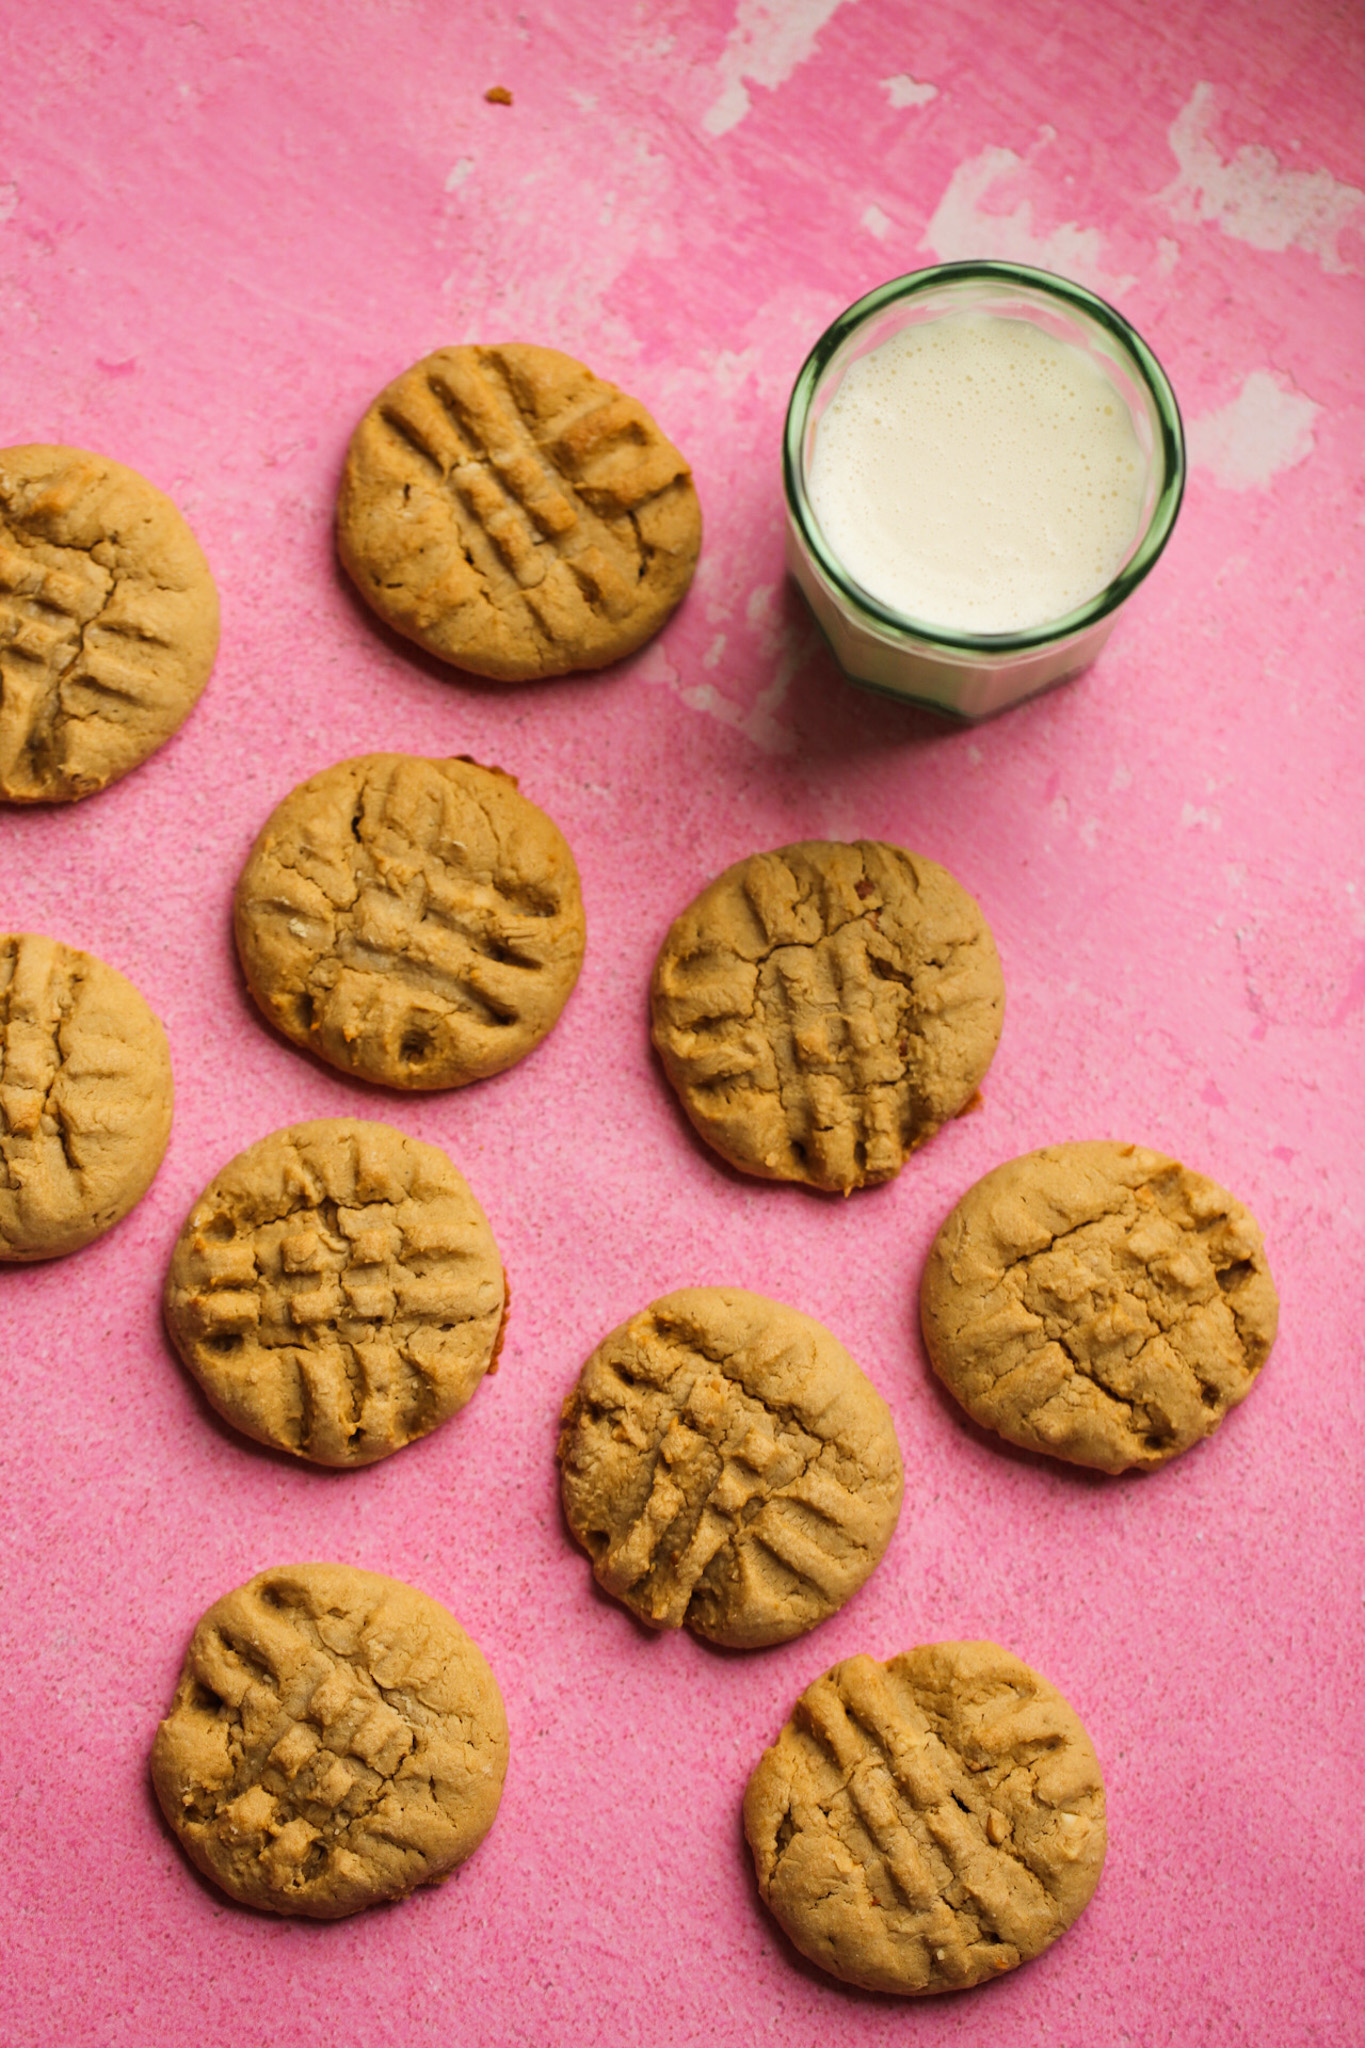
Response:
[921, 1141, 1279, 1473]
[165, 1119, 506, 1466]
[0, 445, 218, 802]
[234, 752, 585, 1089]
[151, 1563, 508, 1918]
[651, 841, 1004, 1194]
[743, 1641, 1105, 1995]
[0, 931, 172, 1259]
[557, 1287, 903, 1648]
[337, 343, 701, 680]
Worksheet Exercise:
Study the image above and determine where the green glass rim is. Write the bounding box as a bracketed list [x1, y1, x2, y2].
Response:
[783, 260, 1187, 653]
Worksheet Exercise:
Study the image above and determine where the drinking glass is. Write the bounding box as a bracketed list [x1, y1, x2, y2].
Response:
[783, 261, 1185, 720]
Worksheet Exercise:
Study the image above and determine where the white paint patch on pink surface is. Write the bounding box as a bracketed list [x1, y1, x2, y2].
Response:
[680, 584, 808, 756]
[922, 144, 1136, 293]
[680, 676, 797, 754]
[0, 181, 17, 223]
[1188, 370, 1322, 491]
[862, 202, 891, 238]
[703, 0, 856, 136]
[1159, 82, 1364, 274]
[882, 73, 938, 108]
[655, 283, 847, 416]
[635, 636, 796, 756]
[440, 126, 676, 352]
[636, 575, 807, 757]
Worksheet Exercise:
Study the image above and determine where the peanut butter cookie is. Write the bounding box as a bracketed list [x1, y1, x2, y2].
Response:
[0, 931, 172, 1260]
[0, 444, 218, 801]
[164, 1119, 506, 1466]
[151, 1563, 508, 1919]
[743, 1641, 1106, 1994]
[337, 343, 701, 680]
[921, 1141, 1278, 1473]
[557, 1287, 903, 1648]
[234, 753, 585, 1090]
[651, 841, 1004, 1194]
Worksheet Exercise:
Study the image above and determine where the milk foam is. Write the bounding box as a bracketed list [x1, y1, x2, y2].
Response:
[807, 312, 1148, 633]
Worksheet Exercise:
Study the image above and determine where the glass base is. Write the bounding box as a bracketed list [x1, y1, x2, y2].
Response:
[787, 520, 1116, 722]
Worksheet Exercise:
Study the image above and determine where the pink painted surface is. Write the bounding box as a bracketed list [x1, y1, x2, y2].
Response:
[1, 2, 1362, 2042]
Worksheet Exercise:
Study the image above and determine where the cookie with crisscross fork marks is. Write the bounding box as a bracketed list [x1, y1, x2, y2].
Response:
[337, 343, 701, 680]
[651, 840, 1004, 1194]
[0, 445, 218, 802]
[152, 1563, 508, 1918]
[921, 1141, 1279, 1473]
[558, 1288, 903, 1647]
[0, 931, 172, 1259]
[744, 1641, 1106, 1994]
[234, 753, 585, 1089]
[164, 1119, 507, 1465]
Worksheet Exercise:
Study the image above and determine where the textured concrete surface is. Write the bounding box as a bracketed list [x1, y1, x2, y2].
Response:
[0, 2, 1361, 2043]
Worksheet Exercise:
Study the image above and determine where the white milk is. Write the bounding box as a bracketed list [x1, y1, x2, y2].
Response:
[806, 312, 1148, 633]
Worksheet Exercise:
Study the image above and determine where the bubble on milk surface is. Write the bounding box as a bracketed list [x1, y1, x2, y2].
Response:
[808, 313, 1148, 634]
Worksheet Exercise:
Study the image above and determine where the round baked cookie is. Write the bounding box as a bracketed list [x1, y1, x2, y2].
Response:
[0, 931, 173, 1260]
[921, 1141, 1279, 1474]
[337, 342, 701, 681]
[651, 841, 1004, 1195]
[234, 752, 585, 1090]
[164, 1119, 507, 1466]
[557, 1287, 903, 1648]
[743, 1641, 1106, 1995]
[151, 1563, 508, 1919]
[0, 444, 218, 802]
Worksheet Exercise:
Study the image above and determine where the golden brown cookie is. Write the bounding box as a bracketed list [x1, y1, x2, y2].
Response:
[921, 1141, 1279, 1473]
[651, 840, 1004, 1194]
[557, 1287, 903, 1648]
[151, 1563, 508, 1919]
[0, 931, 173, 1260]
[0, 444, 218, 801]
[743, 1641, 1106, 1995]
[164, 1119, 507, 1466]
[234, 752, 585, 1090]
[336, 342, 701, 680]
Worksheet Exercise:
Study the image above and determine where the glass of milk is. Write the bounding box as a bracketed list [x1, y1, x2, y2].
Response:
[784, 262, 1185, 719]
